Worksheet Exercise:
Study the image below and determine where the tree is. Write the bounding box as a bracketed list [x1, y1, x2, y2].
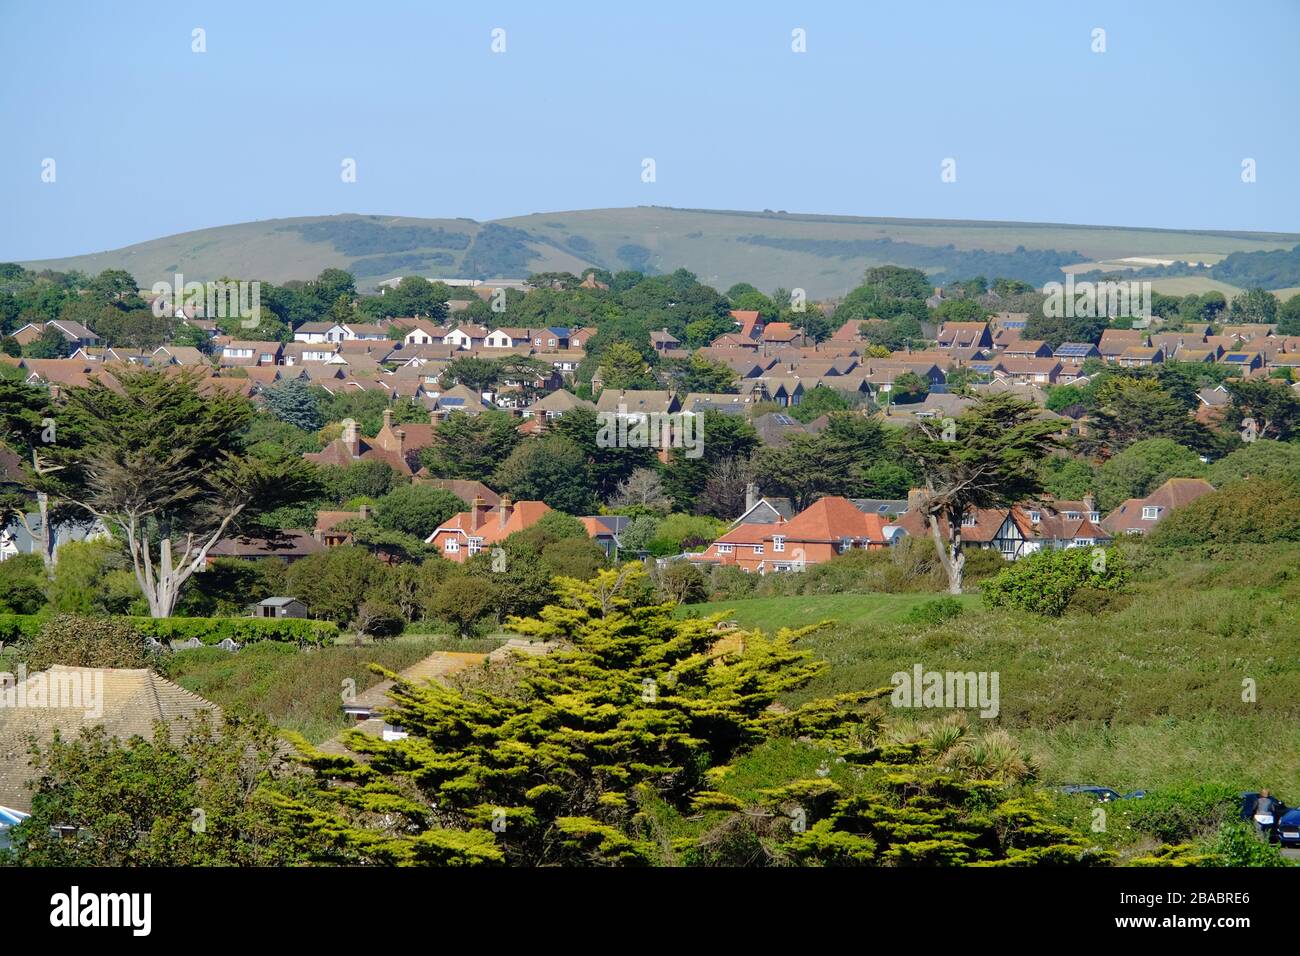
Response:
[54, 368, 319, 617]
[610, 467, 670, 511]
[1227, 378, 1300, 441]
[889, 371, 930, 403]
[661, 354, 738, 394]
[655, 561, 707, 604]
[428, 572, 498, 637]
[1228, 288, 1278, 323]
[20, 614, 154, 670]
[596, 341, 655, 390]
[661, 412, 759, 511]
[1094, 438, 1206, 511]
[285, 545, 390, 625]
[494, 434, 597, 514]
[1151, 478, 1300, 548]
[264, 377, 325, 431]
[903, 393, 1067, 594]
[1087, 378, 1214, 453]
[273, 568, 874, 865]
[11, 715, 299, 866]
[551, 407, 655, 500]
[22, 326, 69, 359]
[442, 356, 500, 392]
[354, 599, 405, 639]
[373, 484, 465, 538]
[1207, 439, 1300, 487]
[0, 378, 76, 573]
[790, 386, 850, 422]
[420, 410, 521, 479]
[1277, 294, 1300, 336]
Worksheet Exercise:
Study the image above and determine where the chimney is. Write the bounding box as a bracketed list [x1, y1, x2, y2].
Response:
[382, 408, 394, 430]
[359, 504, 371, 520]
[342, 419, 360, 456]
[745, 482, 758, 512]
[907, 487, 926, 511]
[1083, 492, 1096, 517]
[395, 427, 405, 448]
[498, 495, 513, 530]
[470, 496, 485, 531]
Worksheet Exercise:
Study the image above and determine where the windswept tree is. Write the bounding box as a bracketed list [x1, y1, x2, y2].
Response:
[0, 378, 79, 572]
[903, 393, 1066, 594]
[53, 368, 319, 617]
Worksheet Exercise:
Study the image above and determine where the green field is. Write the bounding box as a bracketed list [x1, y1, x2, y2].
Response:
[20, 207, 1299, 298]
[680, 544, 1300, 797]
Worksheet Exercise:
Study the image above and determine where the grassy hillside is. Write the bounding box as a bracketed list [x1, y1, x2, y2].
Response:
[681, 543, 1300, 796]
[20, 207, 1299, 297]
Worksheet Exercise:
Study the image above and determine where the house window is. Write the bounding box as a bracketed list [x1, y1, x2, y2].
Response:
[753, 545, 763, 555]
[467, 537, 482, 556]
[772, 536, 785, 553]
[961, 515, 977, 527]
[1141, 506, 1160, 520]
[1029, 511, 1041, 524]
[1064, 511, 1079, 519]
[444, 539, 459, 553]
[1000, 540, 1017, 554]
[718, 544, 733, 554]
[1074, 538, 1095, 547]
[1089, 512, 1100, 522]
[548, 338, 556, 347]
[534, 337, 542, 345]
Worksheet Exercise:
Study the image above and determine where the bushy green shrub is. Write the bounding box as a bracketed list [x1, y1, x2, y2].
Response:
[982, 546, 1128, 616]
[1151, 478, 1300, 549]
[2, 613, 337, 649]
[904, 597, 964, 627]
[0, 612, 43, 643]
[22, 614, 156, 670]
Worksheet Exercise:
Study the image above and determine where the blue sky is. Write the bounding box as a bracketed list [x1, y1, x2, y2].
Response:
[1, 0, 1297, 261]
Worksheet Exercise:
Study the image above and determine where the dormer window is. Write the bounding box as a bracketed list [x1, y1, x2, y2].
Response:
[1141, 505, 1160, 520]
[1089, 511, 1100, 522]
[772, 535, 785, 553]
[1064, 510, 1079, 519]
[1029, 511, 1041, 524]
[961, 515, 977, 527]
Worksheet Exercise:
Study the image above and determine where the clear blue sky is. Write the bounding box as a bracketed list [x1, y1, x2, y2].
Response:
[2, 0, 1297, 261]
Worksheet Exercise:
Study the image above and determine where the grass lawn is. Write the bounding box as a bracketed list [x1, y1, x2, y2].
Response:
[677, 544, 1300, 800]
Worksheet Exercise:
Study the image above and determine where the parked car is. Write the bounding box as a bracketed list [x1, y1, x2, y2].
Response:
[1059, 785, 1146, 802]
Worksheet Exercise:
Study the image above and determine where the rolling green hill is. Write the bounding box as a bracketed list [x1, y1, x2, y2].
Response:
[19, 207, 1300, 298]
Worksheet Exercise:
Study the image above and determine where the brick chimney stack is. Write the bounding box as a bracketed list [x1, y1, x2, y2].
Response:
[498, 495, 512, 530]
[342, 419, 360, 456]
[470, 496, 485, 531]
[359, 504, 371, 520]
[745, 482, 758, 513]
[382, 408, 394, 430]
[1083, 491, 1096, 517]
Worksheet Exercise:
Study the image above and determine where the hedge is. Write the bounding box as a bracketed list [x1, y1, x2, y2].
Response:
[0, 614, 337, 647]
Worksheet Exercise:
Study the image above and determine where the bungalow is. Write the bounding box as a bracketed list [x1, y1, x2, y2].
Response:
[1098, 328, 1146, 361]
[425, 497, 550, 562]
[1101, 477, 1215, 536]
[1116, 346, 1165, 368]
[937, 321, 992, 350]
[0, 667, 222, 829]
[433, 384, 493, 416]
[402, 320, 449, 346]
[484, 327, 532, 348]
[443, 324, 489, 350]
[993, 357, 1062, 385]
[1001, 339, 1054, 359]
[762, 322, 800, 347]
[594, 389, 680, 417]
[293, 321, 349, 343]
[1219, 351, 1264, 373]
[650, 328, 682, 352]
[206, 530, 327, 562]
[219, 340, 282, 367]
[522, 388, 597, 421]
[692, 496, 895, 574]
